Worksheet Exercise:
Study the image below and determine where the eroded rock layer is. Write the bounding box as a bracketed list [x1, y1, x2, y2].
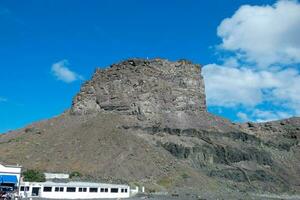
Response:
[71, 59, 206, 117]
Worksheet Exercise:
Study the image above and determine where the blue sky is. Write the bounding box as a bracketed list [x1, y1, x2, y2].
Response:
[1, 0, 299, 133]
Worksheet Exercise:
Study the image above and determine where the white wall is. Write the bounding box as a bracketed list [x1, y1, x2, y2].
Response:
[0, 164, 22, 186]
[44, 173, 69, 179]
[40, 188, 130, 199]
[19, 182, 130, 199]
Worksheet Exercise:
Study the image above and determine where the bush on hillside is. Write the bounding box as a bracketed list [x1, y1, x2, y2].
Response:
[69, 171, 82, 179]
[23, 169, 46, 182]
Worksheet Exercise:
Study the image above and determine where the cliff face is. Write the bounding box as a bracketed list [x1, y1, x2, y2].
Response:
[71, 59, 206, 119]
[70, 59, 234, 131]
[0, 58, 299, 198]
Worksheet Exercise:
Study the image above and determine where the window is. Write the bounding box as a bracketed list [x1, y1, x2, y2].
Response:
[79, 187, 87, 192]
[55, 187, 64, 192]
[89, 188, 98, 193]
[66, 187, 76, 192]
[43, 187, 52, 192]
[20, 186, 29, 192]
[101, 188, 108, 192]
[110, 188, 118, 193]
[121, 188, 128, 193]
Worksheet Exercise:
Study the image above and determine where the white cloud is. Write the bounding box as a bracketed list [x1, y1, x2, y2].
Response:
[202, 64, 300, 115]
[202, 63, 276, 107]
[222, 57, 240, 68]
[252, 109, 292, 122]
[0, 97, 7, 102]
[218, 0, 300, 66]
[203, 0, 300, 122]
[237, 112, 249, 122]
[51, 60, 83, 83]
[236, 109, 292, 123]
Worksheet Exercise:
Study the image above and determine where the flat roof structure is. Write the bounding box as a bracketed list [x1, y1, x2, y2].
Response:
[21, 181, 129, 188]
[0, 163, 22, 187]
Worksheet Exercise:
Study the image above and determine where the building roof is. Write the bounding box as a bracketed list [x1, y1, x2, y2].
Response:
[21, 181, 129, 188]
[0, 163, 22, 168]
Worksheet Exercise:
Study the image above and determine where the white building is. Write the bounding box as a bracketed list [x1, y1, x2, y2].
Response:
[44, 173, 69, 180]
[0, 163, 135, 199]
[0, 163, 22, 187]
[19, 181, 130, 199]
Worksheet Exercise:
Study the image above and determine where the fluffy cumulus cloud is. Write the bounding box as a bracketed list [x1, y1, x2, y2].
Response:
[218, 0, 300, 66]
[252, 109, 292, 122]
[237, 109, 292, 122]
[203, 64, 300, 112]
[203, 0, 300, 122]
[203, 64, 270, 107]
[51, 60, 83, 83]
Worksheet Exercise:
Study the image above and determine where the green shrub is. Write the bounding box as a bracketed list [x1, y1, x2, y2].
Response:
[69, 171, 82, 179]
[157, 176, 173, 188]
[23, 169, 46, 182]
[181, 172, 190, 179]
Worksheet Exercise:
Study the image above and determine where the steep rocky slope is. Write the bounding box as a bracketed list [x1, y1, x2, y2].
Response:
[0, 59, 299, 197]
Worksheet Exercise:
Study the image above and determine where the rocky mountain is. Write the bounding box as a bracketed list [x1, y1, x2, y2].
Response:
[0, 58, 299, 198]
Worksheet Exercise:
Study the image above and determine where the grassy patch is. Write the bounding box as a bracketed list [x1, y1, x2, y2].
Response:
[181, 172, 191, 179]
[157, 176, 173, 188]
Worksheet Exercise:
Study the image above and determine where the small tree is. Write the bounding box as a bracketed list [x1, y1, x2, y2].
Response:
[23, 169, 46, 182]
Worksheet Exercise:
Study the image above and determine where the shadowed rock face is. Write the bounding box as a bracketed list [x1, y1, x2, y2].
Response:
[71, 59, 206, 120]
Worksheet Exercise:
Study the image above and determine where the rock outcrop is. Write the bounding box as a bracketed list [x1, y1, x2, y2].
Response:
[71, 59, 206, 119]
[70, 59, 236, 132]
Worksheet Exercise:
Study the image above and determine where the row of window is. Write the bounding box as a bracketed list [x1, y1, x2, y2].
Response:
[20, 186, 128, 193]
[45, 187, 128, 193]
[20, 187, 29, 192]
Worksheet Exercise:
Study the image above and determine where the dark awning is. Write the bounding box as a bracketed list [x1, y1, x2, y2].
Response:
[0, 175, 18, 184]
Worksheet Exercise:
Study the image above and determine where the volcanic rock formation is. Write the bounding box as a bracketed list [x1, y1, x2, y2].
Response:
[72, 59, 206, 115]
